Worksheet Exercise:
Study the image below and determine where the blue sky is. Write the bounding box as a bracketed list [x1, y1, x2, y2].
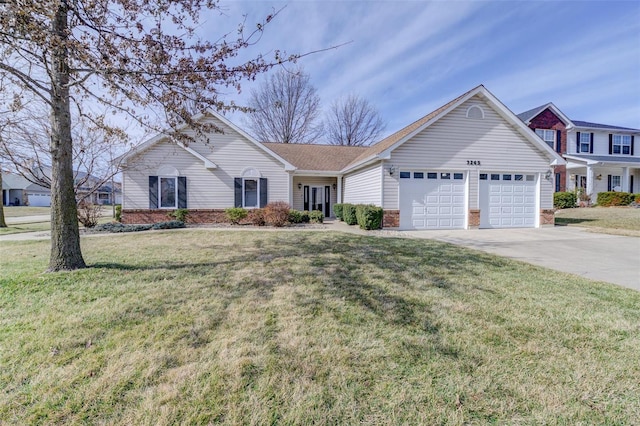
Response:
[205, 1, 640, 138]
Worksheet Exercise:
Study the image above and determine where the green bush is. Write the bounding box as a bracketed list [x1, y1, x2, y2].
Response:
[94, 223, 153, 233]
[333, 203, 344, 220]
[264, 201, 291, 227]
[300, 211, 310, 223]
[355, 205, 383, 230]
[597, 192, 634, 207]
[288, 209, 303, 224]
[553, 192, 576, 209]
[309, 210, 324, 224]
[152, 220, 186, 230]
[168, 208, 189, 222]
[115, 204, 122, 222]
[634, 194, 640, 204]
[342, 204, 357, 225]
[225, 207, 248, 224]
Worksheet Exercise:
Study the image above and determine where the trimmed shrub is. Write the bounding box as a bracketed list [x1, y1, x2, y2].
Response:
[356, 205, 383, 230]
[94, 222, 152, 233]
[288, 209, 303, 224]
[554, 192, 576, 209]
[597, 191, 634, 207]
[300, 211, 310, 223]
[77, 201, 102, 228]
[333, 203, 344, 221]
[115, 204, 122, 222]
[152, 220, 186, 230]
[264, 201, 291, 227]
[342, 203, 357, 225]
[248, 208, 266, 226]
[169, 208, 189, 223]
[225, 207, 248, 224]
[309, 210, 324, 224]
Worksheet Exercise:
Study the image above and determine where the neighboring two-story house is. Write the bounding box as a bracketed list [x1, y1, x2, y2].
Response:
[518, 103, 639, 202]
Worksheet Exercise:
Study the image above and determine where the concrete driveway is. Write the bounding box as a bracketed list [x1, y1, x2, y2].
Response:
[405, 226, 640, 291]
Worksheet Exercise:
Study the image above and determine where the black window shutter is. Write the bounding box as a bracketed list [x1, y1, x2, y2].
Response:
[555, 173, 561, 192]
[607, 175, 612, 191]
[556, 130, 562, 153]
[609, 134, 613, 154]
[631, 136, 635, 156]
[589, 133, 594, 154]
[259, 178, 267, 208]
[177, 176, 187, 209]
[576, 132, 581, 153]
[149, 176, 158, 209]
[234, 178, 242, 208]
[324, 186, 330, 217]
[631, 176, 634, 193]
[303, 186, 309, 211]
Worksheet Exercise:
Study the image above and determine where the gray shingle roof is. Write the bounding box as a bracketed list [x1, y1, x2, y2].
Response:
[571, 120, 639, 132]
[566, 154, 640, 164]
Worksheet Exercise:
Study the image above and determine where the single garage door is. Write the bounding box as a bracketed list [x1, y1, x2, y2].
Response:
[479, 173, 536, 228]
[27, 192, 51, 207]
[400, 171, 466, 230]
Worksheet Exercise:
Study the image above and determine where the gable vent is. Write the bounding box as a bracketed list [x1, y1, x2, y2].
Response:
[466, 105, 485, 119]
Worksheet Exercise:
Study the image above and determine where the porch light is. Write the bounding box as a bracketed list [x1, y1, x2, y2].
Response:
[332, 183, 336, 190]
[387, 165, 397, 176]
[596, 174, 602, 181]
[297, 183, 302, 190]
[544, 169, 552, 181]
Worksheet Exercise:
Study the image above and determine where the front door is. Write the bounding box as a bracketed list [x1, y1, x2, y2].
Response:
[311, 186, 323, 213]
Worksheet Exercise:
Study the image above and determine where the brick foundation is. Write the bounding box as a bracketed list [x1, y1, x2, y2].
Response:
[123, 209, 229, 224]
[383, 210, 400, 228]
[468, 209, 480, 228]
[540, 209, 555, 226]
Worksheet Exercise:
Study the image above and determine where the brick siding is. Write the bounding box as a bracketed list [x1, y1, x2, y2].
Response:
[383, 210, 400, 228]
[468, 209, 480, 228]
[540, 209, 555, 226]
[528, 108, 567, 192]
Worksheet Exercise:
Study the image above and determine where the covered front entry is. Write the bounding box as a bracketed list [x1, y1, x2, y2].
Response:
[479, 173, 537, 228]
[303, 185, 331, 217]
[399, 171, 466, 230]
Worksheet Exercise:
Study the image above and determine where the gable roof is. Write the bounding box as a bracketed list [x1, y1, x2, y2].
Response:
[517, 102, 574, 127]
[342, 85, 565, 172]
[119, 110, 297, 171]
[571, 120, 639, 132]
[263, 143, 368, 172]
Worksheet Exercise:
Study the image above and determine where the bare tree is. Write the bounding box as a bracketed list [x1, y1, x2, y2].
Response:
[0, 168, 6, 228]
[0, 1, 297, 271]
[245, 68, 322, 143]
[324, 94, 386, 146]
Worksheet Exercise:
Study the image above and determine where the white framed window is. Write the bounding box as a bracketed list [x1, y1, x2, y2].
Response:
[579, 133, 591, 153]
[159, 176, 177, 208]
[611, 175, 621, 191]
[535, 129, 555, 149]
[613, 135, 631, 155]
[243, 178, 259, 208]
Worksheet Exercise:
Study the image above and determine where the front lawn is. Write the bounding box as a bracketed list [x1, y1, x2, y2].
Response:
[1, 206, 51, 217]
[555, 206, 640, 232]
[1, 231, 638, 424]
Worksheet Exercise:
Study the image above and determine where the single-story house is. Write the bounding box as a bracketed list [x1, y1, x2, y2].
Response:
[120, 85, 564, 230]
[1, 172, 51, 207]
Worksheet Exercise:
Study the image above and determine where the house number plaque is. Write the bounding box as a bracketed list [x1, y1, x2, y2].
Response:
[466, 160, 481, 166]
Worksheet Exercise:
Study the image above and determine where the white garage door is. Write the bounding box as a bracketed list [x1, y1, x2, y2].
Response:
[27, 192, 51, 207]
[479, 173, 536, 228]
[400, 171, 466, 230]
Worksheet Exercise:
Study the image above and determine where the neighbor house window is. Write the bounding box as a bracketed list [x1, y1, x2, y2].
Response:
[613, 135, 631, 155]
[234, 171, 267, 209]
[160, 177, 177, 208]
[579, 133, 591, 153]
[535, 129, 555, 149]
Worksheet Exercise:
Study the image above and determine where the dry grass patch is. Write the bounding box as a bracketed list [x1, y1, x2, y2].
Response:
[555, 206, 640, 233]
[1, 231, 639, 424]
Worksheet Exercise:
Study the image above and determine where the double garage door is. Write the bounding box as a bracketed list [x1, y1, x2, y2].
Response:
[399, 171, 537, 230]
[27, 192, 51, 207]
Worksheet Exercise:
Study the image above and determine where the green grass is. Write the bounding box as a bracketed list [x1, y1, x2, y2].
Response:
[1, 230, 639, 424]
[0, 221, 52, 235]
[1, 206, 51, 217]
[555, 206, 640, 233]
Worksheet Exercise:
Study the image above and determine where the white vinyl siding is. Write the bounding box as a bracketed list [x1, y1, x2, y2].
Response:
[383, 95, 552, 211]
[123, 116, 290, 209]
[343, 163, 382, 206]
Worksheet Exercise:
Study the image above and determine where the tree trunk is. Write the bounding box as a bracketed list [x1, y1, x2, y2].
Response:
[0, 171, 6, 228]
[48, 2, 86, 271]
